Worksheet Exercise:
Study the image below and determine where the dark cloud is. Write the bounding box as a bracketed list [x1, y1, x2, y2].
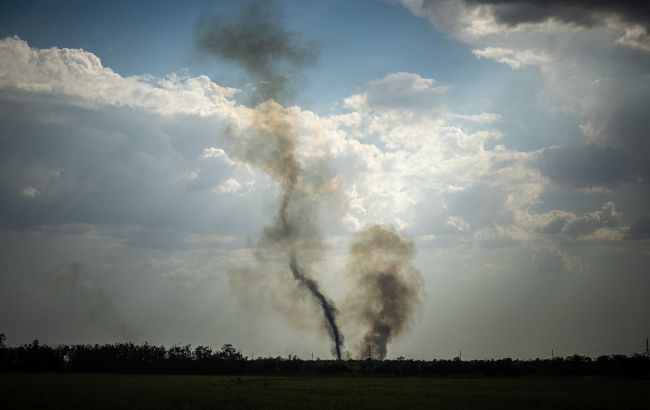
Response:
[625, 217, 650, 240]
[562, 202, 619, 238]
[464, 0, 650, 29]
[539, 202, 620, 240]
[538, 145, 633, 188]
[602, 84, 650, 183]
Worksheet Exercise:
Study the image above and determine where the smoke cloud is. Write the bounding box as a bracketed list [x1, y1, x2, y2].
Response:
[195, 0, 343, 358]
[345, 225, 423, 360]
[53, 263, 135, 340]
[195, 0, 318, 104]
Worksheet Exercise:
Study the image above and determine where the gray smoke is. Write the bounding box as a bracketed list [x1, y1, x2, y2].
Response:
[195, 0, 318, 105]
[53, 263, 135, 340]
[345, 225, 423, 360]
[195, 0, 343, 359]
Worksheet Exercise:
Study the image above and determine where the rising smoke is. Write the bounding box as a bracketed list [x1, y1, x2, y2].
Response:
[196, 0, 343, 359]
[195, 0, 318, 105]
[345, 226, 423, 360]
[53, 263, 135, 340]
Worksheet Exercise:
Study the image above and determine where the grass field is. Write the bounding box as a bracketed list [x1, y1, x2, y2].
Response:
[2, 373, 649, 409]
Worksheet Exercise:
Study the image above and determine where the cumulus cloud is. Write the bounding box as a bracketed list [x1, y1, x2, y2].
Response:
[526, 202, 626, 243]
[402, 0, 650, 49]
[399, 1, 650, 174]
[0, 36, 265, 245]
[2, 35, 642, 281]
[0, 36, 239, 117]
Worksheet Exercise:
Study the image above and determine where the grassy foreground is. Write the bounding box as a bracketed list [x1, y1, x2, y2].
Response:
[2, 373, 649, 409]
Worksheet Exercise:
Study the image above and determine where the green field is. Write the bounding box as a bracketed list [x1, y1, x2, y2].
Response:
[2, 373, 649, 409]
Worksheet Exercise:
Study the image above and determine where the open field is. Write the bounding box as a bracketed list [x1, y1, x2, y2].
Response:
[1, 373, 649, 409]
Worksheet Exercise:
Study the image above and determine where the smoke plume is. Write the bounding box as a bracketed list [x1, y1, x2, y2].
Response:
[195, 0, 318, 105]
[195, 0, 343, 359]
[53, 263, 135, 340]
[345, 225, 423, 360]
[290, 254, 343, 359]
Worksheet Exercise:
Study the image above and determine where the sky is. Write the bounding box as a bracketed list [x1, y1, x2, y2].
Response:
[0, 0, 649, 360]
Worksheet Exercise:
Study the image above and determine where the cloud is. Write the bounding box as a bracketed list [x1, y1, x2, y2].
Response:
[0, 36, 239, 117]
[343, 72, 448, 113]
[399, 0, 650, 225]
[532, 247, 585, 273]
[472, 46, 549, 69]
[625, 217, 650, 240]
[403, 0, 650, 50]
[537, 144, 634, 188]
[562, 202, 620, 238]
[530, 202, 624, 242]
[1, 25, 649, 358]
[400, 0, 650, 157]
[0, 36, 266, 246]
[0, 35, 641, 279]
[464, 1, 650, 31]
[450, 112, 503, 123]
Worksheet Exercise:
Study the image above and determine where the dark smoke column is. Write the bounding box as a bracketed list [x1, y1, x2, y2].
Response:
[195, 0, 344, 359]
[290, 254, 342, 359]
[346, 225, 423, 360]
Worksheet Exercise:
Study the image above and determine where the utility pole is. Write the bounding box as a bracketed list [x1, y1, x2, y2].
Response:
[368, 344, 371, 360]
[311, 352, 313, 360]
[459, 350, 462, 361]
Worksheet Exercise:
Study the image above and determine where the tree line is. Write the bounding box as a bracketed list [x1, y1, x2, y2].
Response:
[0, 334, 648, 377]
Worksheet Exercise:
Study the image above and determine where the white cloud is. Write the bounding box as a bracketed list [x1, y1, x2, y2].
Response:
[217, 177, 243, 193]
[614, 22, 650, 52]
[0, 36, 267, 243]
[342, 72, 448, 113]
[450, 112, 502, 123]
[398, 0, 650, 170]
[0, 36, 239, 117]
[21, 185, 38, 198]
[472, 47, 550, 69]
[0, 36, 641, 282]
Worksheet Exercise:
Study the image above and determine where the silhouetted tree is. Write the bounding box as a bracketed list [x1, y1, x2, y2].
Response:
[1, 338, 647, 377]
[217, 343, 243, 360]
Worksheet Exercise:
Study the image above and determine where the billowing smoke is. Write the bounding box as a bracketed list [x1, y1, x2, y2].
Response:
[195, 0, 318, 105]
[195, 0, 343, 359]
[345, 225, 423, 360]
